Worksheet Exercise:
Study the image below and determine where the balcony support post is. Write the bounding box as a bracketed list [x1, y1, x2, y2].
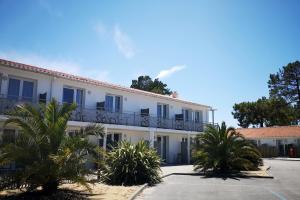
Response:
[187, 132, 191, 164]
[103, 126, 107, 150]
[149, 128, 155, 148]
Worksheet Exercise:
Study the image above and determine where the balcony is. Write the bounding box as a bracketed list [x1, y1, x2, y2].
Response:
[0, 97, 211, 132]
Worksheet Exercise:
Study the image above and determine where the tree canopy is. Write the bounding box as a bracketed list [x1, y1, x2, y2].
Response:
[268, 61, 300, 107]
[130, 75, 172, 95]
[233, 61, 300, 128]
[232, 97, 297, 128]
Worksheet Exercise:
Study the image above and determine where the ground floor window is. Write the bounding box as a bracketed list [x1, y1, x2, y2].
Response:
[99, 132, 122, 150]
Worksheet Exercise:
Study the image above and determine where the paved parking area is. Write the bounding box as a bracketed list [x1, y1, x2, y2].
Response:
[136, 159, 300, 200]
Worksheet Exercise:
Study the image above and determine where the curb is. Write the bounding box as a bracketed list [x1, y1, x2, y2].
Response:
[162, 171, 274, 179]
[272, 158, 300, 161]
[128, 183, 148, 200]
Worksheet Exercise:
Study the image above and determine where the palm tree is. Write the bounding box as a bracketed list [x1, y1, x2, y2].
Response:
[0, 99, 105, 193]
[193, 122, 262, 173]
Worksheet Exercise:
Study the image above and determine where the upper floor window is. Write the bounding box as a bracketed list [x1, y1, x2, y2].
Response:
[63, 87, 84, 108]
[157, 103, 169, 119]
[7, 77, 35, 102]
[182, 108, 192, 122]
[194, 111, 203, 123]
[63, 88, 74, 104]
[105, 95, 122, 113]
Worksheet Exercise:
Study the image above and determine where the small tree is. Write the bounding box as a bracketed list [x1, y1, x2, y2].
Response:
[193, 122, 262, 173]
[103, 141, 161, 186]
[0, 99, 105, 193]
[131, 75, 172, 95]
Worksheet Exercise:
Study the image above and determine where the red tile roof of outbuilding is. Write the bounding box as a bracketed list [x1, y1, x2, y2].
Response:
[237, 126, 300, 138]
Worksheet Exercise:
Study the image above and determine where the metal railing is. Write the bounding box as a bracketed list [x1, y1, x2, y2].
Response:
[0, 96, 212, 132]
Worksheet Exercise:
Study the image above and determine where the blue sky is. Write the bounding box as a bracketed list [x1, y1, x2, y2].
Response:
[1, 0, 300, 127]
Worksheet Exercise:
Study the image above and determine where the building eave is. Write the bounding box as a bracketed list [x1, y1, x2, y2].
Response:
[0, 58, 212, 109]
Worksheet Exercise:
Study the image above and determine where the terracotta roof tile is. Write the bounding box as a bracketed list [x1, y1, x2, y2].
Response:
[237, 126, 300, 138]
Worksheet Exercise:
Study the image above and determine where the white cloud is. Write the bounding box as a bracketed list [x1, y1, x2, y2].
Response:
[0, 51, 110, 82]
[156, 65, 186, 79]
[113, 25, 135, 59]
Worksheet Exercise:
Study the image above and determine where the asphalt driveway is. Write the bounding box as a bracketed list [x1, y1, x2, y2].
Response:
[136, 159, 300, 200]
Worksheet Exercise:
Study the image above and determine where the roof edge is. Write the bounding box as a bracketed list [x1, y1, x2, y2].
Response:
[0, 58, 212, 109]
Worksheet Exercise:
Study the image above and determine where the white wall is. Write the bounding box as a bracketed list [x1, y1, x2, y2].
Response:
[0, 65, 210, 121]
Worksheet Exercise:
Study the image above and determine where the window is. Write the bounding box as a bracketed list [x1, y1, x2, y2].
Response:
[68, 130, 79, 137]
[105, 95, 114, 112]
[63, 87, 84, 107]
[22, 81, 34, 101]
[8, 78, 20, 100]
[76, 89, 84, 107]
[163, 105, 167, 118]
[105, 95, 122, 112]
[115, 96, 121, 113]
[106, 133, 122, 149]
[157, 103, 169, 119]
[182, 109, 192, 122]
[195, 111, 203, 123]
[7, 77, 35, 101]
[185, 110, 189, 122]
[63, 88, 74, 104]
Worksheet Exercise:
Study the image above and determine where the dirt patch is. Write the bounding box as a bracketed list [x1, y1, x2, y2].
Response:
[0, 183, 140, 200]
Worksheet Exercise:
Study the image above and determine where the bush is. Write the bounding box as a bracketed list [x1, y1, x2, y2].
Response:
[103, 141, 161, 186]
[193, 122, 262, 173]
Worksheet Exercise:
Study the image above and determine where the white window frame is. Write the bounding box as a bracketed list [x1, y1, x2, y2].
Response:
[182, 108, 192, 122]
[105, 94, 123, 113]
[157, 103, 169, 119]
[62, 85, 85, 108]
[7, 75, 37, 102]
[194, 110, 203, 123]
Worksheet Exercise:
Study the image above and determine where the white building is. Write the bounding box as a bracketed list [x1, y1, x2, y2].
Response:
[238, 126, 300, 157]
[0, 58, 212, 166]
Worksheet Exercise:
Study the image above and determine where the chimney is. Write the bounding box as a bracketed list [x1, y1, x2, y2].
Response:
[171, 91, 179, 98]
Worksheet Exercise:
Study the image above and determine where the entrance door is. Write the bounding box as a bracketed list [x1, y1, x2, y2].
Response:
[181, 138, 188, 164]
[154, 136, 169, 163]
[155, 136, 162, 158]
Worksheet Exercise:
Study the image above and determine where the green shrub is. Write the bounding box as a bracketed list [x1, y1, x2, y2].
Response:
[104, 141, 161, 186]
[193, 122, 262, 173]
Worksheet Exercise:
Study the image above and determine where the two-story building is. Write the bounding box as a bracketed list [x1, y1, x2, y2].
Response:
[0, 58, 213, 166]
